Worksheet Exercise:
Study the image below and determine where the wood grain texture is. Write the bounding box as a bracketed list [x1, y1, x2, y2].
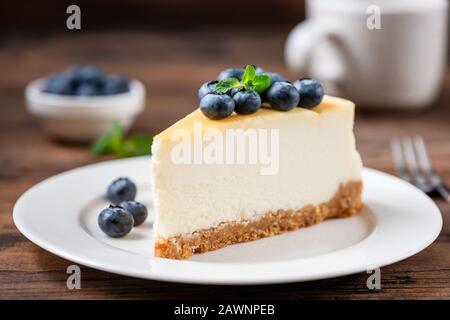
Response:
[0, 0, 305, 33]
[0, 30, 449, 300]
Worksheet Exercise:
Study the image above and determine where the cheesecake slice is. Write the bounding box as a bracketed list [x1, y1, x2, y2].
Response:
[151, 95, 363, 259]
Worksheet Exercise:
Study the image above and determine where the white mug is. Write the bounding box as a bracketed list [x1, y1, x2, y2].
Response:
[285, 0, 448, 109]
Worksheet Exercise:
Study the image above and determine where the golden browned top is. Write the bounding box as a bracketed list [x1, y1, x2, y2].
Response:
[155, 95, 354, 141]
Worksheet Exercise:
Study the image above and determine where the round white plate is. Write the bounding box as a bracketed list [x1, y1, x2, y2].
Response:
[13, 156, 442, 285]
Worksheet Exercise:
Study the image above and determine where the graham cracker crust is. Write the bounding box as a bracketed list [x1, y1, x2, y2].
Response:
[155, 181, 363, 259]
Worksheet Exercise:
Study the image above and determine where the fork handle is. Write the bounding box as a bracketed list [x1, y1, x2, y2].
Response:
[436, 184, 450, 203]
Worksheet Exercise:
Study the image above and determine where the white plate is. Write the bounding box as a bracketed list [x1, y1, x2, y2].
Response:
[13, 157, 442, 285]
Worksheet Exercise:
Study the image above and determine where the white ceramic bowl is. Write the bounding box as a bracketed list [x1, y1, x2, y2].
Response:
[25, 78, 145, 141]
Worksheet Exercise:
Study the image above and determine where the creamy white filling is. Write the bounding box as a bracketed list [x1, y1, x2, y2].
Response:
[151, 103, 362, 239]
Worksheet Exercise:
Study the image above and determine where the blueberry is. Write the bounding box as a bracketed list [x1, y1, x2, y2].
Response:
[106, 177, 137, 205]
[198, 81, 218, 100]
[103, 75, 130, 95]
[233, 91, 261, 115]
[75, 83, 99, 96]
[119, 200, 148, 226]
[265, 81, 300, 111]
[265, 72, 288, 85]
[217, 68, 245, 81]
[293, 78, 324, 109]
[199, 94, 235, 120]
[98, 206, 134, 238]
[228, 87, 242, 97]
[70, 65, 106, 88]
[44, 74, 75, 95]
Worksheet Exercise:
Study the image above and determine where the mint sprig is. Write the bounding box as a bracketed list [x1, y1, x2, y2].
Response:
[214, 78, 241, 94]
[214, 65, 271, 95]
[90, 122, 153, 158]
[90, 122, 123, 155]
[252, 74, 271, 94]
[242, 65, 256, 84]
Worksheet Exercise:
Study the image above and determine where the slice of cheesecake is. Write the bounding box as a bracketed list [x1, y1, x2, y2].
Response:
[151, 95, 363, 259]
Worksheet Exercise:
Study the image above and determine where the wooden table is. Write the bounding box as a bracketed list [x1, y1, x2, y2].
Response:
[1, 30, 449, 299]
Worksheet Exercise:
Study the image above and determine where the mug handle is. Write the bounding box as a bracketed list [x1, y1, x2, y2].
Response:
[285, 20, 349, 94]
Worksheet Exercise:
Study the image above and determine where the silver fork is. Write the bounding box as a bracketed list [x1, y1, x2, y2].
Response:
[391, 136, 450, 203]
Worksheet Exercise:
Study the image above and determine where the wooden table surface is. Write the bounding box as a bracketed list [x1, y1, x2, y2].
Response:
[1, 30, 449, 299]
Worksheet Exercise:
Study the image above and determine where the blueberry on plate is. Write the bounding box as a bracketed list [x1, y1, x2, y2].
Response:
[199, 93, 235, 120]
[293, 78, 324, 109]
[265, 72, 288, 85]
[44, 74, 75, 95]
[106, 177, 137, 205]
[217, 68, 245, 81]
[98, 205, 134, 237]
[103, 74, 130, 95]
[74, 83, 99, 96]
[265, 81, 300, 111]
[198, 80, 218, 100]
[119, 200, 148, 226]
[233, 91, 261, 115]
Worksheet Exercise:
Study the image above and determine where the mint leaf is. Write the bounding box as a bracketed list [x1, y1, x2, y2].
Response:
[90, 123, 153, 158]
[244, 82, 256, 92]
[213, 65, 270, 96]
[242, 65, 256, 83]
[253, 74, 271, 94]
[90, 122, 123, 155]
[115, 135, 153, 158]
[215, 77, 241, 94]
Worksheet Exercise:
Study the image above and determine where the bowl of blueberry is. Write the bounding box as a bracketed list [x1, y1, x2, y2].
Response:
[25, 65, 145, 141]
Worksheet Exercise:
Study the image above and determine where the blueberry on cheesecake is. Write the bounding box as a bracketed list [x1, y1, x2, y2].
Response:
[264, 81, 300, 111]
[294, 78, 324, 109]
[199, 94, 235, 120]
[233, 91, 261, 115]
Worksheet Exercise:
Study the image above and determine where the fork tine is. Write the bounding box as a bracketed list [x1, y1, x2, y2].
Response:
[402, 136, 432, 191]
[413, 136, 450, 202]
[413, 136, 433, 174]
[402, 136, 420, 175]
[391, 137, 411, 182]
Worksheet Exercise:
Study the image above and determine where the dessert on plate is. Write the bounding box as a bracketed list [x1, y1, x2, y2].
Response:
[151, 65, 363, 259]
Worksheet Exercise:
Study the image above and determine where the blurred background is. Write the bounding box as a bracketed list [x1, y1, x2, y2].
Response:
[0, 0, 306, 31]
[1, 0, 450, 300]
[0, 0, 307, 134]
[0, 0, 449, 166]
